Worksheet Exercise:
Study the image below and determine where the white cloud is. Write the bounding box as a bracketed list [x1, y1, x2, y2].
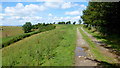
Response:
[61, 2, 78, 9]
[1, 2, 85, 25]
[61, 2, 72, 9]
[80, 4, 87, 9]
[51, 16, 80, 23]
[15, 3, 24, 9]
[44, 2, 60, 8]
[4, 3, 46, 17]
[2, 16, 43, 25]
[73, 16, 80, 19]
[65, 10, 81, 15]
[48, 13, 53, 16]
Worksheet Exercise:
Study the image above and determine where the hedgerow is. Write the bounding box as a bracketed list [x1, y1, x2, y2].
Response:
[2, 25, 56, 48]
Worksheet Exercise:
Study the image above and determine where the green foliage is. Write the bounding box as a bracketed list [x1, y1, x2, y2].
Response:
[39, 25, 56, 32]
[66, 21, 71, 24]
[78, 20, 82, 24]
[22, 22, 32, 33]
[73, 21, 76, 25]
[81, 2, 120, 36]
[58, 22, 65, 24]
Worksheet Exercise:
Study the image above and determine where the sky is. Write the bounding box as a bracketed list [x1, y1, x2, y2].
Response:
[0, 0, 89, 26]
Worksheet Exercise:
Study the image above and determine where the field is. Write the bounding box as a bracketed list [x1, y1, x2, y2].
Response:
[0, 26, 24, 38]
[2, 25, 77, 66]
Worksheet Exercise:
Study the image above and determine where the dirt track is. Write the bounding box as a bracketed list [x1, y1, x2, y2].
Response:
[75, 28, 97, 66]
[81, 27, 119, 63]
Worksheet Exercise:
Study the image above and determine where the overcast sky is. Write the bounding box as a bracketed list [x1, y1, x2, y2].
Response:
[0, 0, 88, 26]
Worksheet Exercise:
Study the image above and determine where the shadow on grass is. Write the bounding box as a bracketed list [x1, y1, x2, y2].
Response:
[93, 35, 120, 56]
[85, 58, 120, 68]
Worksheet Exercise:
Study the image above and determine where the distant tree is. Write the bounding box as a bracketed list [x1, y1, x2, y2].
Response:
[66, 21, 71, 24]
[43, 23, 46, 26]
[22, 22, 32, 33]
[78, 20, 82, 24]
[58, 21, 65, 24]
[53, 22, 56, 24]
[73, 21, 76, 25]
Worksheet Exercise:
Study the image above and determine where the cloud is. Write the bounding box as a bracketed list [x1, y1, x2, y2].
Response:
[51, 16, 80, 23]
[1, 2, 86, 25]
[65, 10, 81, 15]
[2, 16, 43, 25]
[80, 4, 87, 9]
[4, 3, 46, 17]
[48, 13, 53, 16]
[61, 2, 78, 9]
[61, 2, 72, 9]
[44, 2, 60, 8]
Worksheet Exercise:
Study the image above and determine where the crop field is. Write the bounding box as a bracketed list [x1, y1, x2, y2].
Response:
[0, 26, 24, 38]
[2, 25, 77, 66]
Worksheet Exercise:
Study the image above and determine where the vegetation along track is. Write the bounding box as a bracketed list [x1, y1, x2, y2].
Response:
[79, 26, 120, 66]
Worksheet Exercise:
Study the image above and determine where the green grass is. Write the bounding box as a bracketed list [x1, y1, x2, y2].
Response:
[78, 26, 114, 63]
[2, 25, 77, 66]
[1, 25, 55, 48]
[83, 27, 120, 51]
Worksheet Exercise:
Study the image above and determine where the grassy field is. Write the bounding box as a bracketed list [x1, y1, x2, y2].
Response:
[0, 26, 24, 38]
[2, 25, 77, 66]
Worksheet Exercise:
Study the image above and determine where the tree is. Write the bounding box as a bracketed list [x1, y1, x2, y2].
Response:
[22, 22, 32, 33]
[66, 21, 71, 24]
[58, 21, 65, 24]
[53, 22, 56, 24]
[81, 2, 120, 36]
[73, 21, 76, 25]
[78, 20, 82, 24]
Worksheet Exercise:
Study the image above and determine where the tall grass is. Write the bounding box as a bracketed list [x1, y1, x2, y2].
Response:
[2, 25, 76, 66]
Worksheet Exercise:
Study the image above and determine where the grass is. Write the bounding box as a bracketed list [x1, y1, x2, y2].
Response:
[1, 25, 55, 48]
[83, 27, 120, 51]
[0, 26, 24, 38]
[78, 26, 115, 63]
[0, 26, 24, 48]
[2, 25, 77, 66]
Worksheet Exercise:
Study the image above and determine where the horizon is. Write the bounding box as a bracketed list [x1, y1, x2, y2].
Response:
[0, 1, 88, 26]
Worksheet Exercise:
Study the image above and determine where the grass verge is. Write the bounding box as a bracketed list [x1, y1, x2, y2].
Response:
[79, 26, 113, 63]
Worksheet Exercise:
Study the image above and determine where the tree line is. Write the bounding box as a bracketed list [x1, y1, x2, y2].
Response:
[22, 20, 82, 33]
[81, 2, 120, 36]
[58, 20, 82, 24]
[22, 22, 55, 33]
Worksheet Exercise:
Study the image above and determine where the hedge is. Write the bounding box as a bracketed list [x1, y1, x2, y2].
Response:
[2, 25, 56, 48]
